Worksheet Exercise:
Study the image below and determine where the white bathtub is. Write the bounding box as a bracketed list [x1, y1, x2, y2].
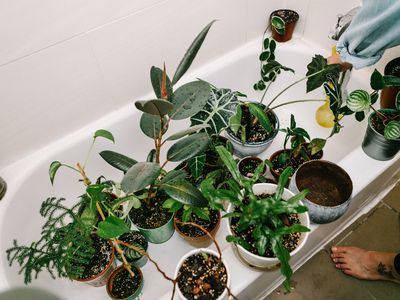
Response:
[1, 37, 399, 300]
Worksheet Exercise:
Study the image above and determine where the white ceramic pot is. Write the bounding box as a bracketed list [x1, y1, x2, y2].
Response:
[174, 248, 230, 300]
[227, 183, 310, 269]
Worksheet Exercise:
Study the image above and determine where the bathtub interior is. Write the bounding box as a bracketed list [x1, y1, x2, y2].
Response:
[0, 37, 397, 300]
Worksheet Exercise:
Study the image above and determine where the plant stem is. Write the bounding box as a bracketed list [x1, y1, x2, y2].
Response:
[76, 163, 91, 186]
[370, 105, 387, 123]
[269, 99, 325, 110]
[266, 69, 325, 109]
[94, 202, 135, 278]
[83, 139, 95, 169]
[260, 81, 273, 104]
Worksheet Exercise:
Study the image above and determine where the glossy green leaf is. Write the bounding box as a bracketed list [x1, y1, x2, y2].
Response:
[162, 198, 177, 209]
[226, 235, 251, 250]
[146, 149, 156, 162]
[355, 111, 365, 121]
[111, 195, 141, 211]
[182, 207, 193, 222]
[170, 81, 211, 120]
[370, 69, 385, 90]
[150, 66, 173, 99]
[167, 132, 209, 162]
[248, 103, 272, 133]
[384, 75, 400, 87]
[306, 55, 341, 93]
[94, 129, 115, 143]
[49, 161, 62, 185]
[160, 180, 208, 207]
[121, 162, 161, 193]
[275, 167, 293, 201]
[140, 113, 168, 139]
[165, 124, 210, 141]
[99, 150, 137, 173]
[159, 169, 187, 185]
[135, 99, 173, 116]
[172, 20, 216, 85]
[97, 215, 130, 239]
[271, 237, 292, 293]
[188, 154, 206, 178]
[215, 145, 242, 183]
[384, 121, 400, 140]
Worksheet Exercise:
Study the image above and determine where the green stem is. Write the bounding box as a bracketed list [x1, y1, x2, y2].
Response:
[266, 69, 325, 109]
[370, 105, 387, 123]
[83, 139, 95, 169]
[269, 99, 325, 110]
[260, 81, 273, 104]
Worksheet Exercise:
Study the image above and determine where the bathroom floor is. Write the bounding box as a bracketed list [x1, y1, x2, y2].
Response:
[265, 181, 400, 300]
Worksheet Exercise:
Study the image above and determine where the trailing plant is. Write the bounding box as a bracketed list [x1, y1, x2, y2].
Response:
[228, 34, 341, 144]
[202, 146, 310, 292]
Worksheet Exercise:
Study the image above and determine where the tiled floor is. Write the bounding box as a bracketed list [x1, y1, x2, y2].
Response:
[265, 182, 400, 300]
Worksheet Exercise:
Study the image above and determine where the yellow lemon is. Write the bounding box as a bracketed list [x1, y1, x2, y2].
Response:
[316, 98, 335, 128]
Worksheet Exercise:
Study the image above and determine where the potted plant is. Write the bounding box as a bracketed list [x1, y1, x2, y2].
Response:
[237, 156, 267, 178]
[99, 21, 223, 244]
[289, 160, 353, 224]
[202, 146, 310, 292]
[106, 265, 143, 300]
[270, 114, 325, 180]
[175, 248, 230, 300]
[345, 69, 400, 160]
[116, 231, 148, 268]
[225, 36, 341, 157]
[270, 9, 300, 43]
[380, 57, 400, 108]
[6, 130, 144, 290]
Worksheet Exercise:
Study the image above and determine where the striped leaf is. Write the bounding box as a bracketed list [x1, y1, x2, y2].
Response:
[384, 121, 400, 140]
[190, 85, 240, 135]
[347, 90, 371, 112]
[396, 91, 400, 110]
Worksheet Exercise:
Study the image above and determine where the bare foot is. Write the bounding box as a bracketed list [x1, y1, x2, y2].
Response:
[331, 246, 400, 282]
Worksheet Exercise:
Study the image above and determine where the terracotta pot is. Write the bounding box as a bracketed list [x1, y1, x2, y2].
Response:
[270, 9, 299, 43]
[174, 210, 221, 248]
[380, 57, 400, 109]
[76, 239, 117, 287]
[106, 265, 144, 300]
[269, 144, 323, 181]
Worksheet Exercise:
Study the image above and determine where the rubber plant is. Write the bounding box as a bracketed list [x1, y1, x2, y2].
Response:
[99, 21, 227, 241]
[202, 145, 310, 292]
[6, 130, 144, 287]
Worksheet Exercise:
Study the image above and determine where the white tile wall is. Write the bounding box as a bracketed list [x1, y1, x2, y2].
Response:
[0, 0, 399, 169]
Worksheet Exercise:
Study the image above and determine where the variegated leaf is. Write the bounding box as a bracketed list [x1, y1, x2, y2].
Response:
[190, 85, 240, 135]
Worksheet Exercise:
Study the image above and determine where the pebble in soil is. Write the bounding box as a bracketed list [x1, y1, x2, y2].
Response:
[78, 236, 112, 280]
[178, 253, 228, 300]
[110, 268, 141, 299]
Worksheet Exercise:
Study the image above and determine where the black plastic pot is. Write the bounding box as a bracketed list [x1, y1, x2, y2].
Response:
[362, 109, 400, 161]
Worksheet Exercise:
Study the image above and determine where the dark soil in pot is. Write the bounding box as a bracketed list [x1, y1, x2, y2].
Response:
[129, 193, 172, 229]
[78, 235, 113, 280]
[177, 253, 228, 300]
[107, 266, 142, 299]
[238, 157, 266, 178]
[175, 209, 220, 238]
[270, 147, 323, 180]
[232, 105, 278, 143]
[270, 9, 299, 43]
[295, 162, 352, 207]
[230, 195, 301, 257]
